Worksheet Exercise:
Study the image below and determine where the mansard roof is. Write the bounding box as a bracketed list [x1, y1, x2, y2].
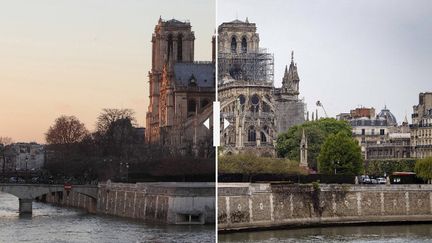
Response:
[174, 62, 215, 88]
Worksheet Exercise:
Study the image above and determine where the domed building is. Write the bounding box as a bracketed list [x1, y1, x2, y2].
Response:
[377, 106, 397, 126]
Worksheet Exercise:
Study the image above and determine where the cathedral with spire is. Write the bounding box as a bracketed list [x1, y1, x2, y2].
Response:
[218, 18, 306, 156]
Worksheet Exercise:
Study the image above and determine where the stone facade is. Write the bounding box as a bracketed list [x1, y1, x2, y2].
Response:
[338, 106, 411, 160]
[219, 183, 432, 231]
[218, 19, 305, 156]
[411, 92, 432, 158]
[1, 142, 44, 172]
[145, 18, 215, 156]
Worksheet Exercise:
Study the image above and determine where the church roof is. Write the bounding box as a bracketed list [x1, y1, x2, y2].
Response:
[174, 62, 215, 88]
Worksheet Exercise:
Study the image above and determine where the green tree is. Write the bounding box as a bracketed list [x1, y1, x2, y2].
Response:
[276, 118, 351, 170]
[317, 131, 363, 175]
[414, 157, 432, 183]
[366, 159, 415, 176]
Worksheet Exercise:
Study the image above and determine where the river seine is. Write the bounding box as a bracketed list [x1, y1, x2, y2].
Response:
[219, 223, 432, 242]
[0, 192, 214, 243]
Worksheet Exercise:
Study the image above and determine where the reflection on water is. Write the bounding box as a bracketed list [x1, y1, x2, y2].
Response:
[219, 224, 432, 242]
[0, 192, 214, 243]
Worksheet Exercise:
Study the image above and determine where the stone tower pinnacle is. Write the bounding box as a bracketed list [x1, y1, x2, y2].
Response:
[300, 129, 308, 168]
[282, 51, 300, 97]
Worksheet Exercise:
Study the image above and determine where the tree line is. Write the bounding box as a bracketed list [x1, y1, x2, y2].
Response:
[44, 108, 214, 182]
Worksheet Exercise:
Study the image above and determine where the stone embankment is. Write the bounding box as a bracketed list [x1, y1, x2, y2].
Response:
[218, 183, 432, 231]
[44, 182, 215, 224]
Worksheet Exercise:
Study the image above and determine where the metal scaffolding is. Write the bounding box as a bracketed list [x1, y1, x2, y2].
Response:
[218, 48, 274, 86]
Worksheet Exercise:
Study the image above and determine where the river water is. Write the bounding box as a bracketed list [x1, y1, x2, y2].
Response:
[219, 224, 432, 242]
[0, 192, 215, 243]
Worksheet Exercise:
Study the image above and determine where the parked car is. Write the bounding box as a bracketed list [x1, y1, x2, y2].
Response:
[371, 178, 378, 184]
[377, 177, 386, 184]
[9, 177, 17, 183]
[359, 175, 371, 184]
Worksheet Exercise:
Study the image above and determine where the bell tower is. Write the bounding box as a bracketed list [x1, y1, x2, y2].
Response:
[146, 17, 195, 143]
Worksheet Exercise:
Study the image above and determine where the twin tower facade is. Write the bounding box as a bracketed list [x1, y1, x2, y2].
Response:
[146, 17, 305, 157]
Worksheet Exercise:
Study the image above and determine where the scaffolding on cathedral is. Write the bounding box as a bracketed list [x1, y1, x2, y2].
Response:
[218, 48, 274, 87]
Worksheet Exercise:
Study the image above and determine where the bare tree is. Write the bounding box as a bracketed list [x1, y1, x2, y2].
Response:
[96, 108, 136, 134]
[45, 115, 89, 145]
[0, 137, 13, 145]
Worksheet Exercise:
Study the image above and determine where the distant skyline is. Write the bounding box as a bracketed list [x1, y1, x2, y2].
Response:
[0, 0, 215, 143]
[218, 0, 431, 122]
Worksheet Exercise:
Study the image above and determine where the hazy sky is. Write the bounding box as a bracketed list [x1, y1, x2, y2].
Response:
[0, 0, 215, 143]
[218, 0, 431, 122]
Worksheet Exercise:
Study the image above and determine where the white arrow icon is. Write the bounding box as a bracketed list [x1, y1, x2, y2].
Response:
[203, 118, 210, 129]
[223, 118, 230, 130]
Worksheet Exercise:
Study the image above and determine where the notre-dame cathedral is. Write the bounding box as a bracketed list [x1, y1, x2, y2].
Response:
[218, 19, 306, 156]
[146, 17, 215, 157]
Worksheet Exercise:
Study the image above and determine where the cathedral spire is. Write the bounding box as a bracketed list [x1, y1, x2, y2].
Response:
[281, 50, 300, 95]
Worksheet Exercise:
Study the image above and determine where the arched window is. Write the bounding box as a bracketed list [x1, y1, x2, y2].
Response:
[251, 94, 259, 112]
[238, 95, 246, 105]
[231, 37, 237, 53]
[241, 37, 247, 53]
[238, 95, 246, 112]
[248, 126, 256, 142]
[177, 33, 183, 61]
[251, 95, 259, 105]
[187, 99, 196, 113]
[261, 131, 267, 143]
[167, 34, 173, 60]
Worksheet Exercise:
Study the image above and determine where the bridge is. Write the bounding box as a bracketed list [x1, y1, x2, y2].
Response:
[0, 184, 98, 214]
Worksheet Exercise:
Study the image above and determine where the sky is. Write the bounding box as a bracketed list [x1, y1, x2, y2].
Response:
[218, 0, 432, 122]
[0, 0, 215, 143]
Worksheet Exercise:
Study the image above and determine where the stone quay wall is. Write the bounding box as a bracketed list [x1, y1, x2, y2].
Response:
[218, 183, 432, 231]
[43, 190, 97, 213]
[45, 182, 215, 224]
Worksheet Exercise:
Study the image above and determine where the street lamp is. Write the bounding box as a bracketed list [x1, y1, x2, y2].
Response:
[334, 160, 340, 175]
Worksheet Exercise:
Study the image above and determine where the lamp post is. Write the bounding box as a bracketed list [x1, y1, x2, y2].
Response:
[125, 163, 129, 182]
[334, 160, 340, 175]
